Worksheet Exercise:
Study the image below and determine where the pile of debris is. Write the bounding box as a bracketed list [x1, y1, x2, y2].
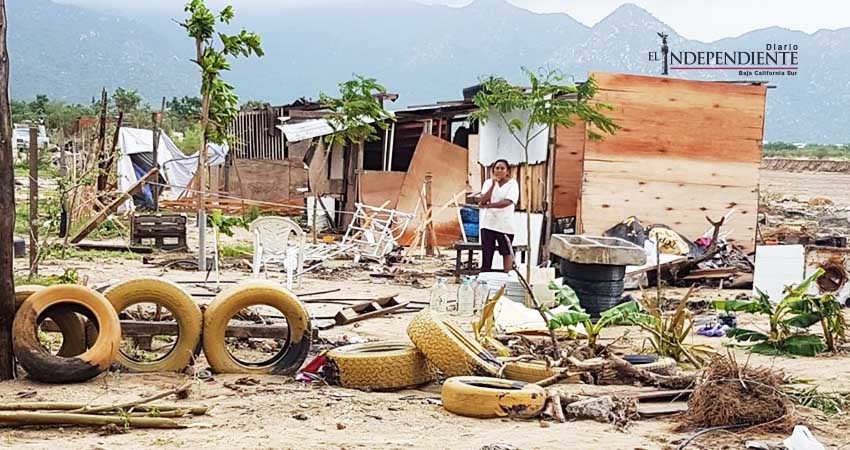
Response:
[760, 195, 850, 247]
[605, 216, 755, 289]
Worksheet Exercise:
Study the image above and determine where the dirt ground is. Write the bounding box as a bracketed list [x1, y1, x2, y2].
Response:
[3, 254, 850, 450]
[4, 168, 850, 449]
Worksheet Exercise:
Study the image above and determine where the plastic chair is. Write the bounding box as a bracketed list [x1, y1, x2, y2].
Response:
[250, 217, 305, 289]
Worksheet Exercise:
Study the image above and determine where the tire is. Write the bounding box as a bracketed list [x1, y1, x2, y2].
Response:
[406, 309, 502, 377]
[500, 360, 582, 384]
[13, 285, 121, 383]
[441, 376, 547, 419]
[15, 285, 87, 358]
[203, 280, 311, 375]
[325, 341, 437, 391]
[103, 278, 202, 373]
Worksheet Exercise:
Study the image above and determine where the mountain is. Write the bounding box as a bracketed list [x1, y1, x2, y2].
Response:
[6, 0, 850, 143]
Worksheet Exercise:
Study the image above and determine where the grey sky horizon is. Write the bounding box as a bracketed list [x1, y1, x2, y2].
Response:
[54, 0, 850, 42]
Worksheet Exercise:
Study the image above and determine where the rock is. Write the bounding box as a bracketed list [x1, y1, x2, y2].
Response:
[292, 413, 309, 421]
[564, 396, 618, 423]
[336, 423, 347, 430]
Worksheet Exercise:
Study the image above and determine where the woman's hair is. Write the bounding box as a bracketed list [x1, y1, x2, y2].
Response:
[492, 159, 510, 169]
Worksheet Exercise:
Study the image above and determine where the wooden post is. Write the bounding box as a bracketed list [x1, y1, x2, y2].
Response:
[424, 172, 435, 256]
[58, 132, 68, 238]
[542, 126, 556, 261]
[151, 97, 165, 211]
[95, 88, 108, 192]
[0, 0, 14, 380]
[28, 127, 38, 275]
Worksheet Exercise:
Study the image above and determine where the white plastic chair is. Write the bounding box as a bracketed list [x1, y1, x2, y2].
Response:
[250, 217, 305, 289]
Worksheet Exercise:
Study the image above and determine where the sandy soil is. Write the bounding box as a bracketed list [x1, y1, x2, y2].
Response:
[4, 253, 850, 450]
[760, 170, 850, 208]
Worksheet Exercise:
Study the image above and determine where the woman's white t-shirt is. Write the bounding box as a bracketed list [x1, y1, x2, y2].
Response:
[479, 178, 519, 235]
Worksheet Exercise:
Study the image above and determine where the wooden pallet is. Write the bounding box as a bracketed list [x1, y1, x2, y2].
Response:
[132, 213, 188, 251]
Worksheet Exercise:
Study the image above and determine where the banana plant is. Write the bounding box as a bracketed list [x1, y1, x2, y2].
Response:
[713, 268, 844, 356]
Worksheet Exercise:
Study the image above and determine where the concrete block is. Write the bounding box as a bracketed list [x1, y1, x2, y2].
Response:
[549, 235, 647, 266]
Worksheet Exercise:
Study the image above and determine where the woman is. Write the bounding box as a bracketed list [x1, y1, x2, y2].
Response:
[478, 159, 519, 272]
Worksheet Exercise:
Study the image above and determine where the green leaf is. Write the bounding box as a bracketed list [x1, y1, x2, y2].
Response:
[549, 283, 581, 309]
[783, 334, 826, 356]
[726, 328, 769, 342]
[785, 312, 822, 329]
[546, 310, 591, 330]
[749, 342, 786, 356]
[713, 299, 771, 314]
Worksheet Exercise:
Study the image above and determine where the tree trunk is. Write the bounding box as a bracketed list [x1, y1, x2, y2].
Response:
[0, 0, 15, 380]
[196, 37, 209, 272]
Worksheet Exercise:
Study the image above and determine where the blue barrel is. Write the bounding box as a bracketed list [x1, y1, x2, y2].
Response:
[463, 222, 479, 241]
[460, 207, 479, 224]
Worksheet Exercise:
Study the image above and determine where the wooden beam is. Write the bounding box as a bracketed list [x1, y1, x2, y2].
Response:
[0, 0, 15, 380]
[69, 169, 158, 244]
[40, 320, 289, 340]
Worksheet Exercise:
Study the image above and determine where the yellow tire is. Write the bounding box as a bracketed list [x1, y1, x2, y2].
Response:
[326, 341, 437, 391]
[441, 376, 547, 419]
[103, 278, 202, 372]
[406, 309, 502, 377]
[13, 285, 121, 383]
[500, 359, 583, 384]
[15, 285, 87, 358]
[203, 280, 311, 375]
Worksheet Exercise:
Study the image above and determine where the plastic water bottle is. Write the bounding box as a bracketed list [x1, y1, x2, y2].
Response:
[473, 280, 490, 315]
[430, 277, 449, 313]
[457, 277, 475, 317]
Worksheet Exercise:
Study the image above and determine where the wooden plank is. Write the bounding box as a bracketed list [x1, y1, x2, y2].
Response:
[334, 296, 409, 325]
[553, 122, 586, 218]
[580, 173, 757, 241]
[69, 169, 159, 244]
[360, 170, 404, 210]
[396, 134, 468, 246]
[467, 134, 481, 192]
[42, 320, 289, 339]
[580, 73, 765, 249]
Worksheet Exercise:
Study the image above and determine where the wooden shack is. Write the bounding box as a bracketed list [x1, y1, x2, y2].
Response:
[552, 72, 767, 249]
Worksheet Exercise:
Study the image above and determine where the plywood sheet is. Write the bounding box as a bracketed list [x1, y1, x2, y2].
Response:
[360, 170, 404, 210]
[468, 134, 482, 192]
[580, 72, 766, 249]
[396, 134, 468, 246]
[553, 122, 586, 218]
[232, 159, 305, 204]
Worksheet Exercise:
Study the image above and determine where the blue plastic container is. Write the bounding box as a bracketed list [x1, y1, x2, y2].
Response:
[460, 207, 479, 224]
[463, 222, 480, 241]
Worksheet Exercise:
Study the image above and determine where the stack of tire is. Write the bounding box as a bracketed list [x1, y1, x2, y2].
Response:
[324, 309, 548, 418]
[328, 308, 677, 420]
[11, 279, 312, 383]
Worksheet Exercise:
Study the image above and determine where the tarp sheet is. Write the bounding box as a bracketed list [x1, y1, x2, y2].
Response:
[117, 127, 228, 210]
[478, 108, 549, 166]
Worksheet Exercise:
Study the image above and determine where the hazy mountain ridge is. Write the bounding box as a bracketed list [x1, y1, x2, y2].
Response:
[7, 0, 848, 142]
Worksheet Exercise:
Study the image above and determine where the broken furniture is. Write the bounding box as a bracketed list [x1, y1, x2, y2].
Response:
[250, 216, 305, 289]
[131, 213, 188, 251]
[549, 235, 646, 317]
[453, 241, 529, 282]
[342, 203, 413, 262]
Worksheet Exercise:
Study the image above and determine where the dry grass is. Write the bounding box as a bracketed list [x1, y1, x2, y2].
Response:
[676, 353, 793, 432]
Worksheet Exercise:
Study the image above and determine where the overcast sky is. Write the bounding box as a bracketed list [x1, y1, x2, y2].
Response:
[55, 0, 850, 42]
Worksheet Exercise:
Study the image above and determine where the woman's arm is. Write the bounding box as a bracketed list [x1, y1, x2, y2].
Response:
[482, 199, 514, 209]
[478, 179, 496, 206]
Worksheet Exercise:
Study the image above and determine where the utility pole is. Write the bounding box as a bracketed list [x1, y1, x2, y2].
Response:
[196, 37, 209, 272]
[0, 0, 16, 380]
